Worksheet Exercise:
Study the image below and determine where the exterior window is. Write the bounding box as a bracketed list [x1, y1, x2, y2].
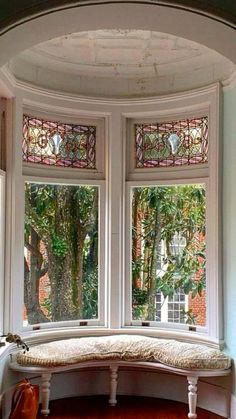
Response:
[167, 288, 188, 324]
[155, 288, 188, 323]
[22, 114, 105, 328]
[131, 184, 206, 326]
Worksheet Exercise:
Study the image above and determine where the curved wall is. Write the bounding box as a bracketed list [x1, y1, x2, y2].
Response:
[0, 2, 236, 70]
[0, 0, 235, 32]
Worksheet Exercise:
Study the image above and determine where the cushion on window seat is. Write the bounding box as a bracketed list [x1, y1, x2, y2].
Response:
[16, 335, 231, 370]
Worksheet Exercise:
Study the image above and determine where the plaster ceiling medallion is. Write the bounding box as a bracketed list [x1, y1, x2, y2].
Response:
[8, 29, 236, 97]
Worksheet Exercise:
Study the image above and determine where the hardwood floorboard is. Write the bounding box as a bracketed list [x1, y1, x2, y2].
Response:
[37, 396, 224, 419]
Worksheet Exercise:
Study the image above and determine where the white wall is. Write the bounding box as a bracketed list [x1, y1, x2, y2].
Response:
[223, 83, 236, 396]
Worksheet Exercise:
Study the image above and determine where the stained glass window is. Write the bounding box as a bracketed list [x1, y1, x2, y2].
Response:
[135, 116, 208, 168]
[22, 115, 96, 169]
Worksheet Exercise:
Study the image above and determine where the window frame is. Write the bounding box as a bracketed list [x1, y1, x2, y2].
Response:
[124, 178, 209, 335]
[13, 106, 107, 333]
[0, 170, 5, 336]
[3, 84, 221, 346]
[22, 176, 106, 330]
[123, 88, 221, 343]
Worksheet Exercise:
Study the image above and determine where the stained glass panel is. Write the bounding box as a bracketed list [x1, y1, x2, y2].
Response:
[135, 116, 208, 168]
[22, 115, 96, 168]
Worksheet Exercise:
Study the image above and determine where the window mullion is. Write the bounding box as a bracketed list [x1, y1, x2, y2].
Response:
[5, 96, 25, 333]
[108, 111, 123, 329]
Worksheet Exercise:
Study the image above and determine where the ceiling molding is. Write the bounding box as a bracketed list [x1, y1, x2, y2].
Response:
[10, 71, 220, 108]
[222, 69, 236, 91]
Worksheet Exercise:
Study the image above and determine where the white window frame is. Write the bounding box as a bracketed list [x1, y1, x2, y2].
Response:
[10, 103, 107, 333]
[0, 170, 5, 336]
[4, 83, 221, 346]
[125, 179, 208, 335]
[123, 85, 221, 344]
[22, 177, 106, 331]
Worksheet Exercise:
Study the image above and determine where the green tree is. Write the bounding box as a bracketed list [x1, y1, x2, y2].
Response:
[24, 183, 98, 323]
[132, 184, 206, 322]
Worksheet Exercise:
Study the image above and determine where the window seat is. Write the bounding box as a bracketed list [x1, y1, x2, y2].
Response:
[9, 335, 231, 419]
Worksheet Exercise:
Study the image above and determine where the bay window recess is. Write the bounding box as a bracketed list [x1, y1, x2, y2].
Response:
[5, 84, 220, 342]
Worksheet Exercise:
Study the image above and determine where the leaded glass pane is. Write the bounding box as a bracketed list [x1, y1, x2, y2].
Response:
[135, 116, 208, 168]
[22, 115, 96, 168]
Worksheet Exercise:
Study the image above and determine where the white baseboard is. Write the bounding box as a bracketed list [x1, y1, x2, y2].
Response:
[198, 381, 230, 418]
[230, 393, 236, 419]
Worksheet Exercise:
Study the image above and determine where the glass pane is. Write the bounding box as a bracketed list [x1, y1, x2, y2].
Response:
[22, 115, 96, 168]
[131, 184, 206, 326]
[24, 183, 99, 325]
[135, 116, 208, 168]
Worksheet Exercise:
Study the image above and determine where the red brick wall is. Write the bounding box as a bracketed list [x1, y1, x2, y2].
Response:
[188, 290, 206, 326]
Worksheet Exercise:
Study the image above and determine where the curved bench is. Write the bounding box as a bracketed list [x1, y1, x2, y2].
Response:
[9, 335, 231, 419]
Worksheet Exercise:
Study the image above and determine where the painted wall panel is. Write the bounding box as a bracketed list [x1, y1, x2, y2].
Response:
[223, 84, 236, 396]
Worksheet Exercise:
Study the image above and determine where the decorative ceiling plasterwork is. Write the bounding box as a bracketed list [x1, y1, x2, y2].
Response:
[8, 29, 235, 98]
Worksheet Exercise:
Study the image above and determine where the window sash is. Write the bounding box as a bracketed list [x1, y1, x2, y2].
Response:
[124, 179, 208, 334]
[22, 177, 106, 330]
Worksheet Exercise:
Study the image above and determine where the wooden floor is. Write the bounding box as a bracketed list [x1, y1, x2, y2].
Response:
[37, 396, 224, 419]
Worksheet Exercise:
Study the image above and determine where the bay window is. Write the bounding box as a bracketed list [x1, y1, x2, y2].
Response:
[3, 84, 221, 344]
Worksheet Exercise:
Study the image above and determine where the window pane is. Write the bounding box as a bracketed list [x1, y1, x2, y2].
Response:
[22, 115, 96, 169]
[24, 183, 99, 325]
[131, 184, 206, 326]
[135, 117, 208, 168]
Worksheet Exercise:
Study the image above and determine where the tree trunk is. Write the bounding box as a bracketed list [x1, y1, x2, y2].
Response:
[47, 246, 75, 321]
[24, 228, 49, 324]
[147, 209, 161, 320]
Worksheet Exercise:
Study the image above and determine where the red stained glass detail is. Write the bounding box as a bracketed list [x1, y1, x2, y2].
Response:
[135, 117, 208, 168]
[22, 115, 96, 169]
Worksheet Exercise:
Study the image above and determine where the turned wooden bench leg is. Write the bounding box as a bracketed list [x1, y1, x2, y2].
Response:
[41, 373, 52, 416]
[187, 376, 198, 419]
[109, 365, 118, 406]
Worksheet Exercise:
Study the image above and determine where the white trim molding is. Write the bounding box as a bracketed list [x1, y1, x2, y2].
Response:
[230, 393, 236, 419]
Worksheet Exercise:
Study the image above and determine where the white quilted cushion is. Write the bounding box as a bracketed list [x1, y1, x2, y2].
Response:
[16, 335, 231, 370]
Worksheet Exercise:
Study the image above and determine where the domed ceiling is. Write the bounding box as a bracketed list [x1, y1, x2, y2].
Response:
[7, 29, 235, 97]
